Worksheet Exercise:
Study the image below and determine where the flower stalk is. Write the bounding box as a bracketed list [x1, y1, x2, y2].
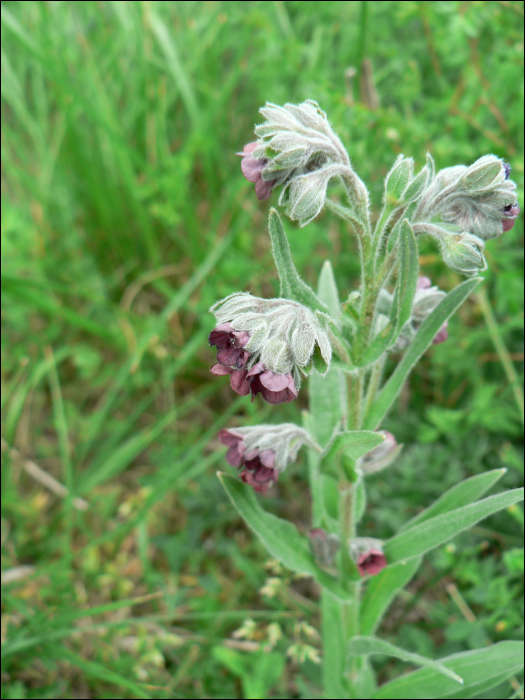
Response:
[211, 99, 521, 699]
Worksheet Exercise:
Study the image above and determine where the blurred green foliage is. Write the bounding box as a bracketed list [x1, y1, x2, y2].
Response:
[1, 1, 523, 698]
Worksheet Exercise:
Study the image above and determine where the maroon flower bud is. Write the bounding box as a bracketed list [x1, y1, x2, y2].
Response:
[236, 142, 276, 201]
[240, 461, 278, 494]
[356, 548, 387, 577]
[349, 537, 387, 577]
[209, 322, 250, 369]
[502, 203, 520, 232]
[246, 362, 298, 405]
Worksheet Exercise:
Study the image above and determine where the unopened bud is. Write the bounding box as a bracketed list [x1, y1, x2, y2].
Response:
[285, 164, 351, 227]
[403, 165, 430, 203]
[460, 155, 505, 192]
[309, 528, 340, 567]
[438, 230, 487, 275]
[413, 223, 487, 275]
[384, 155, 413, 205]
[360, 431, 402, 474]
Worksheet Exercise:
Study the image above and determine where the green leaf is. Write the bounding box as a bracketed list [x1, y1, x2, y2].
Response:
[390, 220, 419, 333]
[372, 641, 524, 699]
[364, 277, 481, 429]
[218, 473, 352, 601]
[399, 469, 507, 532]
[358, 322, 396, 368]
[360, 557, 422, 636]
[348, 636, 463, 685]
[319, 431, 385, 479]
[317, 260, 341, 317]
[385, 488, 524, 563]
[268, 208, 329, 315]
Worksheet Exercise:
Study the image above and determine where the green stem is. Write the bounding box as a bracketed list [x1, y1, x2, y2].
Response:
[363, 356, 386, 422]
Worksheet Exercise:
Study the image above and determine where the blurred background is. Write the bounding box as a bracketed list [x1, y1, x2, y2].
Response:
[1, 1, 523, 698]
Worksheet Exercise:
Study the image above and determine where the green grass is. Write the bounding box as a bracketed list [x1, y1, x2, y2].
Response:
[1, 1, 523, 698]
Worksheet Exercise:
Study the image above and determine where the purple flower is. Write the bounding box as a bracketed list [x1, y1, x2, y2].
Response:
[246, 362, 298, 405]
[503, 162, 511, 180]
[356, 548, 387, 577]
[350, 537, 387, 577]
[219, 428, 278, 494]
[210, 363, 250, 396]
[236, 142, 276, 201]
[502, 203, 520, 233]
[209, 323, 250, 369]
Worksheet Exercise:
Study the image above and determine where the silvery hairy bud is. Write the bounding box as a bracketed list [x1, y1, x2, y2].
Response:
[209, 293, 332, 404]
[358, 431, 402, 475]
[240, 100, 367, 225]
[384, 156, 430, 207]
[308, 529, 340, 567]
[415, 155, 518, 240]
[349, 538, 387, 577]
[219, 424, 315, 494]
[414, 223, 487, 275]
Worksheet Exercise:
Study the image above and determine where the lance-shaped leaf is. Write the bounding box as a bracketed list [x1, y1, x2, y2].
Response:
[356, 222, 418, 368]
[385, 488, 524, 563]
[390, 220, 419, 334]
[319, 430, 385, 479]
[399, 469, 507, 532]
[372, 641, 524, 699]
[364, 277, 481, 430]
[218, 473, 353, 601]
[348, 636, 463, 685]
[317, 260, 341, 317]
[360, 557, 422, 636]
[268, 208, 329, 315]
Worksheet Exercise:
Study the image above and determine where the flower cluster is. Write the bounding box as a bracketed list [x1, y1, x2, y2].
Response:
[413, 156, 519, 274]
[209, 293, 332, 404]
[237, 100, 367, 225]
[219, 424, 314, 494]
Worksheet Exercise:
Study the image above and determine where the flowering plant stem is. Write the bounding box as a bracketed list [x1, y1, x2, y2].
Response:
[214, 100, 523, 699]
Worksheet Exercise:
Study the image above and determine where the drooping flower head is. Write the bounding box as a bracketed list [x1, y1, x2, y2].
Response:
[238, 101, 368, 225]
[219, 423, 315, 494]
[349, 538, 387, 577]
[415, 155, 518, 241]
[209, 293, 332, 404]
